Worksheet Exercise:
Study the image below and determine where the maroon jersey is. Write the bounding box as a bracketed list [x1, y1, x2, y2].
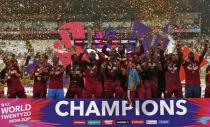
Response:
[101, 58, 119, 81]
[83, 61, 100, 81]
[165, 62, 181, 85]
[1, 65, 23, 88]
[206, 65, 210, 84]
[119, 43, 144, 71]
[183, 61, 200, 85]
[66, 63, 84, 87]
[183, 43, 207, 85]
[159, 45, 183, 86]
[83, 52, 105, 82]
[48, 65, 64, 89]
[102, 43, 144, 72]
[32, 64, 50, 84]
[141, 57, 162, 81]
[117, 54, 128, 70]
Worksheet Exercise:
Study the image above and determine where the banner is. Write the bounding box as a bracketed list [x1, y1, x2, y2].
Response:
[0, 99, 210, 127]
[172, 28, 201, 33]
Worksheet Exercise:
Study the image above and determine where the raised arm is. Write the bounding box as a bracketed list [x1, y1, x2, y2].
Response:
[71, 45, 87, 64]
[78, 48, 86, 62]
[135, 35, 144, 55]
[176, 42, 183, 67]
[65, 65, 70, 76]
[128, 37, 145, 56]
[91, 45, 106, 64]
[25, 55, 31, 66]
[102, 44, 109, 56]
[30, 68, 35, 80]
[97, 51, 106, 65]
[158, 47, 166, 70]
[199, 42, 208, 64]
[135, 39, 145, 56]
[155, 37, 166, 71]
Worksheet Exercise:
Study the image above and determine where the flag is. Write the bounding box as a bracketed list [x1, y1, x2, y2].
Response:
[127, 68, 140, 90]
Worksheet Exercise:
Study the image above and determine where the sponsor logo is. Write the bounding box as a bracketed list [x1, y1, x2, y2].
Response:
[146, 120, 157, 125]
[15, 125, 29, 127]
[158, 120, 170, 124]
[102, 120, 116, 125]
[116, 120, 130, 124]
[73, 120, 86, 125]
[87, 120, 101, 125]
[131, 120, 145, 124]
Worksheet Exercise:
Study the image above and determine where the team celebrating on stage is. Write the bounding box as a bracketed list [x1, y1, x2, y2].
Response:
[0, 35, 209, 99]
